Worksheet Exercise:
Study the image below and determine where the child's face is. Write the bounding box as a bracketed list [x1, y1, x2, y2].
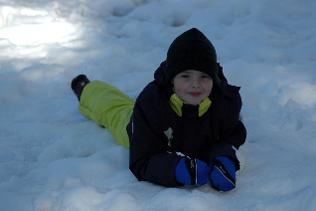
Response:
[172, 70, 213, 105]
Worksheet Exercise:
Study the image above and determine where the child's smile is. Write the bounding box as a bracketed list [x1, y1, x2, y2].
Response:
[189, 92, 202, 97]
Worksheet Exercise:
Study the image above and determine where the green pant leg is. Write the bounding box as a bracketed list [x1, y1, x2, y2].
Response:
[79, 80, 134, 148]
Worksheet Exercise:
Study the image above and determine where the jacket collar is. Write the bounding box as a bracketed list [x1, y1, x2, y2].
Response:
[169, 93, 212, 117]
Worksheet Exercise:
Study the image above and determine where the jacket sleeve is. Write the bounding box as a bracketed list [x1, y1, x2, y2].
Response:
[209, 87, 247, 170]
[128, 94, 182, 187]
[223, 120, 247, 149]
[209, 120, 246, 170]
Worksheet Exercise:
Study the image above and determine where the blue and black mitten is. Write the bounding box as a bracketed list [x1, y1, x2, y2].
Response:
[209, 156, 236, 191]
[175, 157, 210, 186]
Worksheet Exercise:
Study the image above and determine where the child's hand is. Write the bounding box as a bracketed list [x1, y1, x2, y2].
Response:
[209, 156, 236, 191]
[175, 157, 210, 186]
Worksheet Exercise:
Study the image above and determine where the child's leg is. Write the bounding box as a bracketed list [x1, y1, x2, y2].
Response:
[79, 80, 134, 148]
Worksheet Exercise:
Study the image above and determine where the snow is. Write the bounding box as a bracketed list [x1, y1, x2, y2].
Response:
[1, 0, 316, 210]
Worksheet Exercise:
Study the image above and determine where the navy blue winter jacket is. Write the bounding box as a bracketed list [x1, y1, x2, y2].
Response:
[127, 62, 247, 187]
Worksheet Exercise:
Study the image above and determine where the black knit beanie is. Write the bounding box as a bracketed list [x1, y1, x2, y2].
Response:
[166, 28, 219, 84]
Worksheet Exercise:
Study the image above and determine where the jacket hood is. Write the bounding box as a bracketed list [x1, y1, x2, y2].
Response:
[163, 28, 219, 84]
[154, 28, 239, 99]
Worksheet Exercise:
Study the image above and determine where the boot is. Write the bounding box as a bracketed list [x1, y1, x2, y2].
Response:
[71, 74, 90, 101]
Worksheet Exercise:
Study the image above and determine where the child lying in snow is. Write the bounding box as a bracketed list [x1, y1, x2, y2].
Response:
[71, 28, 246, 191]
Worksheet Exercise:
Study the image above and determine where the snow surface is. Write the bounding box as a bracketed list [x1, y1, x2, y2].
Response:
[1, 0, 316, 210]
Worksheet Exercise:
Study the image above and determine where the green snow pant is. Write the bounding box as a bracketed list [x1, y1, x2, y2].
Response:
[79, 81, 134, 148]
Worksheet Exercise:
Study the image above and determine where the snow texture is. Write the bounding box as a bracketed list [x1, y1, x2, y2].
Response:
[1, 0, 316, 210]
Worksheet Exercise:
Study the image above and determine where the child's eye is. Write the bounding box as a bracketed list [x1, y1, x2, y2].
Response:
[180, 74, 190, 78]
[201, 75, 211, 79]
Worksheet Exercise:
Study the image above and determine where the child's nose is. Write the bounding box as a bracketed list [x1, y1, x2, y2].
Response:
[191, 79, 200, 88]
